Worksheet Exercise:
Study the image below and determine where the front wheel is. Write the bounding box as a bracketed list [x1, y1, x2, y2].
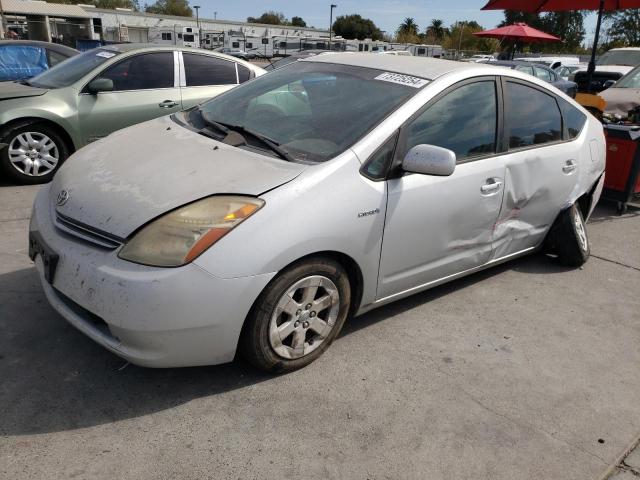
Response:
[0, 122, 69, 185]
[239, 257, 351, 372]
[547, 203, 590, 267]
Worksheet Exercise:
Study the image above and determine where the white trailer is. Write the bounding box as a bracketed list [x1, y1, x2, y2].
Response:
[149, 26, 199, 47]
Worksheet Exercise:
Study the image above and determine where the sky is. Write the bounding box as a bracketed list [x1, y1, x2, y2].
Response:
[189, 0, 599, 44]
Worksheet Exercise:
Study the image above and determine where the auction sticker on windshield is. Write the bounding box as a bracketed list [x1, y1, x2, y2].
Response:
[375, 72, 429, 88]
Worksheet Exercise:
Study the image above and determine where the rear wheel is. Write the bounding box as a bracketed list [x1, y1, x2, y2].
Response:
[547, 203, 590, 267]
[240, 257, 351, 372]
[0, 122, 69, 184]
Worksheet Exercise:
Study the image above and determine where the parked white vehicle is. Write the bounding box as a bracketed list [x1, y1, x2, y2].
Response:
[574, 48, 640, 77]
[30, 54, 605, 372]
[515, 56, 580, 69]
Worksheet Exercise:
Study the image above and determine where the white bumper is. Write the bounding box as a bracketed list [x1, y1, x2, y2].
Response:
[30, 185, 275, 368]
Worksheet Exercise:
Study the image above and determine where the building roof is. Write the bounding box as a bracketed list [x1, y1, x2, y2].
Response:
[86, 7, 328, 34]
[0, 0, 91, 18]
[305, 53, 482, 81]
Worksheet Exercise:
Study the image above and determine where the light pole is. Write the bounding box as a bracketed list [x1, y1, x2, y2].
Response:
[214, 11, 217, 20]
[329, 4, 337, 51]
[193, 5, 200, 47]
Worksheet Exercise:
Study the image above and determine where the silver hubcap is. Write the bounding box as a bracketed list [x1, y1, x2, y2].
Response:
[269, 275, 340, 359]
[8, 132, 59, 177]
[573, 207, 588, 251]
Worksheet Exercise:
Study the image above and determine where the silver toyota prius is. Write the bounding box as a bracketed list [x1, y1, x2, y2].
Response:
[29, 54, 606, 371]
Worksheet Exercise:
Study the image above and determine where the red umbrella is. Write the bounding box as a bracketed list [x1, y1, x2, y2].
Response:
[474, 22, 561, 43]
[482, 0, 640, 86]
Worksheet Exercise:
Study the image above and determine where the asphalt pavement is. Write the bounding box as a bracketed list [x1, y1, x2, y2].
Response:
[0, 181, 638, 480]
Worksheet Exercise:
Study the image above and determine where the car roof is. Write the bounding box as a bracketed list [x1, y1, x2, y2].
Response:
[101, 43, 211, 54]
[302, 52, 482, 81]
[0, 39, 78, 55]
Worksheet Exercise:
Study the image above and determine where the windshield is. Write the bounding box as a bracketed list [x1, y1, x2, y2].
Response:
[29, 48, 120, 89]
[615, 66, 640, 88]
[598, 50, 640, 67]
[195, 62, 424, 162]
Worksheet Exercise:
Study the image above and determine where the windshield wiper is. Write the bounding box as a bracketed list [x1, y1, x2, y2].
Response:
[201, 117, 295, 162]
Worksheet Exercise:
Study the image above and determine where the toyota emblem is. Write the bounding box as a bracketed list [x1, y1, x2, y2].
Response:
[56, 189, 69, 206]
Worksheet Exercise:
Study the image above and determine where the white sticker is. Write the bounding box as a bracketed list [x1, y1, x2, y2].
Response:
[375, 72, 429, 88]
[96, 51, 116, 59]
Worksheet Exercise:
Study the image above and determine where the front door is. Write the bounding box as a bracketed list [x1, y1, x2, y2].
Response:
[77, 51, 181, 144]
[378, 79, 505, 299]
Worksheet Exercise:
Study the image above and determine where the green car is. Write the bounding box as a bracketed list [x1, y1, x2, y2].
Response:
[0, 44, 265, 184]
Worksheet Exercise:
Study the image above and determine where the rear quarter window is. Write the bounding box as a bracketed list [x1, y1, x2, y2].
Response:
[558, 98, 587, 140]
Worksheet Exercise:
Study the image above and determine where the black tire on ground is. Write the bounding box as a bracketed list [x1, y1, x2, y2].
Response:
[547, 203, 590, 267]
[239, 257, 351, 372]
[0, 122, 70, 185]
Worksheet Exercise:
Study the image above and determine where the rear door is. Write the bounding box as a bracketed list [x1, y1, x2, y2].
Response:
[77, 51, 181, 143]
[377, 78, 506, 299]
[491, 78, 582, 259]
[178, 52, 241, 109]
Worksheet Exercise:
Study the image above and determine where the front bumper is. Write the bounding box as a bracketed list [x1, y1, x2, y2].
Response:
[30, 185, 276, 368]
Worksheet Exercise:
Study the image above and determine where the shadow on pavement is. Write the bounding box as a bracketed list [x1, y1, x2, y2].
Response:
[0, 250, 576, 436]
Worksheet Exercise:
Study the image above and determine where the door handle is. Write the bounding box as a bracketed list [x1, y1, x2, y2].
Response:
[481, 180, 503, 194]
[159, 100, 179, 108]
[562, 161, 577, 174]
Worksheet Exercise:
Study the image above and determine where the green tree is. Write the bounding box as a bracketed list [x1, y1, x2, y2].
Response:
[605, 9, 640, 47]
[425, 19, 447, 43]
[395, 17, 419, 43]
[443, 21, 497, 53]
[332, 14, 383, 40]
[145, 0, 192, 16]
[290, 16, 307, 28]
[247, 11, 287, 25]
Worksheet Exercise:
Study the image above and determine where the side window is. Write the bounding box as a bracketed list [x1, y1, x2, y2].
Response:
[558, 98, 587, 140]
[403, 81, 497, 161]
[47, 50, 67, 67]
[362, 133, 398, 180]
[505, 81, 562, 149]
[183, 54, 237, 86]
[534, 66, 552, 82]
[99, 52, 174, 91]
[237, 63, 251, 83]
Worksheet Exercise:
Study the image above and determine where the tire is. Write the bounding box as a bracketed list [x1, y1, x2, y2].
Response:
[0, 122, 70, 185]
[240, 257, 351, 372]
[547, 203, 590, 267]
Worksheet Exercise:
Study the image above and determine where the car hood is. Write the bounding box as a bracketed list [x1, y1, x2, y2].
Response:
[0, 81, 48, 100]
[576, 65, 634, 75]
[600, 87, 640, 117]
[51, 116, 307, 239]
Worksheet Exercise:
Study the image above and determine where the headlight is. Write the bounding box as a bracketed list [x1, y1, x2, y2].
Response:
[118, 195, 264, 267]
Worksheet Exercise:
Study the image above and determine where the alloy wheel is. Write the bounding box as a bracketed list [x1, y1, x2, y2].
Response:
[573, 207, 588, 252]
[268, 275, 340, 359]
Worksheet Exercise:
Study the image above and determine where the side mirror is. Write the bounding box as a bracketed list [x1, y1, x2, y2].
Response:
[602, 79, 616, 89]
[402, 144, 456, 176]
[87, 77, 114, 94]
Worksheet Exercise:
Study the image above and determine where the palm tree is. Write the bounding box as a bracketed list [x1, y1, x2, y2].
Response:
[426, 19, 447, 42]
[398, 17, 419, 37]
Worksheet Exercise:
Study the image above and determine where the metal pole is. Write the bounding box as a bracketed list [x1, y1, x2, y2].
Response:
[329, 4, 336, 51]
[457, 22, 464, 60]
[587, 0, 605, 92]
[194, 5, 200, 47]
